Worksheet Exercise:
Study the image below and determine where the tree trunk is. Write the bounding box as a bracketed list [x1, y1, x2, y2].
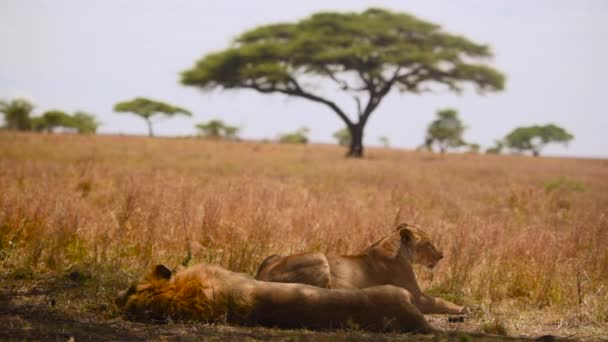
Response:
[346, 123, 364, 158]
[146, 119, 154, 137]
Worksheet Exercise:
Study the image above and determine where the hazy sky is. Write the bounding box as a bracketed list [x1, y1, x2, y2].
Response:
[1, 1, 607, 157]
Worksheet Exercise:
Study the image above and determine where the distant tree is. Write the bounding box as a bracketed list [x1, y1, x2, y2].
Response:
[485, 140, 504, 154]
[30, 117, 47, 132]
[0, 98, 34, 130]
[196, 119, 240, 139]
[196, 119, 222, 137]
[40, 110, 73, 132]
[279, 127, 309, 144]
[70, 111, 100, 134]
[181, 8, 505, 158]
[505, 124, 574, 156]
[223, 126, 239, 139]
[379, 136, 390, 148]
[467, 143, 480, 153]
[30, 111, 99, 134]
[113, 97, 191, 137]
[424, 109, 467, 153]
[332, 128, 351, 147]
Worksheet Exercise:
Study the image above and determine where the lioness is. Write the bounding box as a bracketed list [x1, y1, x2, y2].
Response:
[116, 263, 433, 333]
[256, 223, 464, 315]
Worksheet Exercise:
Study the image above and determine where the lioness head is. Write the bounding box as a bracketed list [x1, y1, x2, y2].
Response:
[400, 225, 444, 268]
[370, 223, 444, 268]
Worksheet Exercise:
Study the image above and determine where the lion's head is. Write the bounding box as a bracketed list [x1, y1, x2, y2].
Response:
[115, 264, 252, 322]
[369, 223, 444, 268]
[115, 264, 226, 322]
[115, 264, 174, 320]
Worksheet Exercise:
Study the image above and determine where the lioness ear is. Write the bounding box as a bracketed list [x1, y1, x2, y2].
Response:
[150, 264, 172, 280]
[395, 222, 412, 231]
[400, 228, 414, 243]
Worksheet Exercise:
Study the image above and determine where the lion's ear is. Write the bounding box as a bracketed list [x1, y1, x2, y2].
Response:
[400, 227, 414, 243]
[173, 264, 186, 274]
[150, 264, 172, 280]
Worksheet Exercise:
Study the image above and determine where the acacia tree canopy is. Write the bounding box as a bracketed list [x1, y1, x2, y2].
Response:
[278, 127, 310, 144]
[505, 124, 574, 156]
[0, 98, 34, 130]
[424, 108, 467, 153]
[30, 110, 99, 134]
[71, 111, 100, 134]
[181, 8, 505, 157]
[333, 128, 352, 147]
[41, 110, 72, 131]
[1, 98, 100, 134]
[196, 119, 240, 139]
[114, 97, 191, 137]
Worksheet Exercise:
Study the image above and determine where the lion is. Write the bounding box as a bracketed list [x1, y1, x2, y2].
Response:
[115, 262, 433, 333]
[256, 223, 464, 315]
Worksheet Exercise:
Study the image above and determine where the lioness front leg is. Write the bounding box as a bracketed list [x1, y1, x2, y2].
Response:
[414, 293, 465, 315]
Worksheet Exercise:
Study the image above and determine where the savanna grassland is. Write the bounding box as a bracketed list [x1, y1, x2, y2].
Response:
[1, 132, 607, 341]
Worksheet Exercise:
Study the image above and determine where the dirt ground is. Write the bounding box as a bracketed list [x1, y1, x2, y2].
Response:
[1, 271, 591, 342]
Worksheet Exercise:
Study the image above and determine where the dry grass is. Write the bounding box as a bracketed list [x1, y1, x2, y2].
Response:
[1, 132, 607, 339]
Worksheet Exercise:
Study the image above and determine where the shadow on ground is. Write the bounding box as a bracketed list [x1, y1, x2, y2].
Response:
[0, 273, 566, 342]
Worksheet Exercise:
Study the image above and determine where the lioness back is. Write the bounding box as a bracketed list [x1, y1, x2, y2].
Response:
[326, 255, 380, 289]
[256, 252, 331, 288]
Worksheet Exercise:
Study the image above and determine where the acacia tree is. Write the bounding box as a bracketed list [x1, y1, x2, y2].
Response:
[505, 124, 574, 156]
[71, 111, 100, 134]
[333, 128, 352, 147]
[114, 97, 191, 137]
[0, 98, 34, 130]
[181, 8, 504, 157]
[486, 140, 504, 154]
[196, 119, 240, 139]
[30, 110, 99, 134]
[40, 110, 73, 132]
[278, 127, 309, 144]
[379, 136, 390, 148]
[424, 108, 467, 153]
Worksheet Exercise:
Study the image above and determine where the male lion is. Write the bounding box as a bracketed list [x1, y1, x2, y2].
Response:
[256, 223, 464, 315]
[115, 263, 433, 333]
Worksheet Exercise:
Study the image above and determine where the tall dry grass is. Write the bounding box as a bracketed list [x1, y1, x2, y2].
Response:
[1, 132, 607, 323]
